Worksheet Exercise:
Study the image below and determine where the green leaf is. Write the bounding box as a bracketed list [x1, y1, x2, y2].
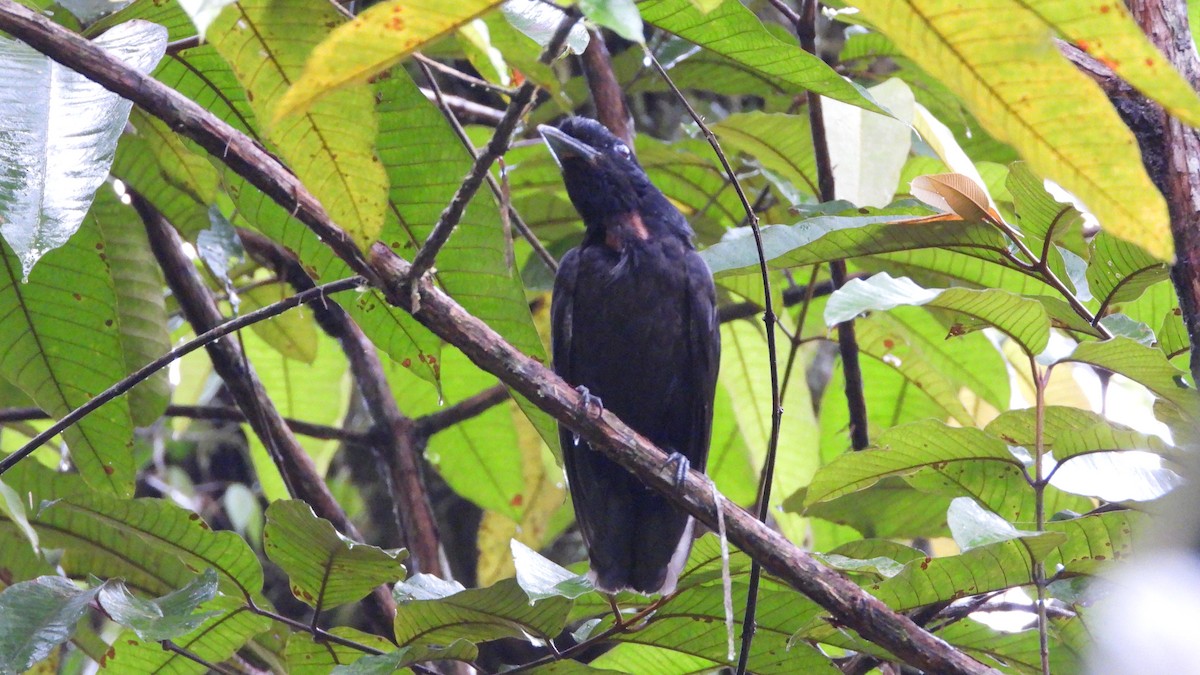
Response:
[904, 454, 1092, 524]
[275, 0, 508, 118]
[329, 641, 478, 674]
[209, 0, 389, 248]
[0, 480, 38, 554]
[239, 283, 319, 364]
[796, 479, 954, 539]
[0, 21, 167, 275]
[987, 406, 1173, 464]
[285, 627, 396, 674]
[29, 483, 264, 598]
[1087, 232, 1169, 314]
[579, 0, 644, 44]
[1045, 510, 1144, 575]
[852, 0, 1171, 260]
[0, 576, 101, 675]
[711, 112, 817, 197]
[826, 273, 1051, 355]
[500, 0, 590, 55]
[822, 78, 917, 207]
[0, 199, 136, 495]
[88, 189, 171, 426]
[947, 498, 1065, 559]
[1006, 162, 1088, 260]
[701, 211, 1009, 278]
[1024, 2, 1200, 130]
[511, 540, 592, 601]
[263, 500, 406, 610]
[638, 0, 884, 114]
[96, 569, 220, 641]
[393, 576, 571, 647]
[720, 320, 819, 541]
[102, 595, 270, 674]
[803, 420, 1021, 506]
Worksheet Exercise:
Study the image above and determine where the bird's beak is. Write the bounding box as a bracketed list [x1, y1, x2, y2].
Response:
[538, 124, 601, 166]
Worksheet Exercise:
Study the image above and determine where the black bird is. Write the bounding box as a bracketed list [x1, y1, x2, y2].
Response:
[539, 117, 720, 595]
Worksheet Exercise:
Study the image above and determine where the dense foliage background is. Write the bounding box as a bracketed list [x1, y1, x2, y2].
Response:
[0, 0, 1197, 673]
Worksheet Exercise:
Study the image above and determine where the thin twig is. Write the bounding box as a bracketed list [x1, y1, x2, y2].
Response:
[414, 384, 510, 438]
[245, 601, 388, 654]
[1030, 356, 1052, 675]
[406, 10, 578, 283]
[160, 640, 240, 675]
[643, 46, 783, 675]
[503, 596, 673, 674]
[417, 60, 558, 274]
[0, 275, 363, 478]
[0, 405, 369, 442]
[413, 53, 517, 95]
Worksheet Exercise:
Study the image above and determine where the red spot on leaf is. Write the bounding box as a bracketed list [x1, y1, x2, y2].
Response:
[103, 466, 114, 475]
[402, 358, 412, 367]
[883, 339, 894, 349]
[511, 494, 524, 507]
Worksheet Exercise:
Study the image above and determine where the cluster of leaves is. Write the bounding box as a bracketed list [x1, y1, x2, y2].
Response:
[0, 0, 1197, 672]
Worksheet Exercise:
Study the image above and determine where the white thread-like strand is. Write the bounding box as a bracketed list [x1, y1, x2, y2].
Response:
[713, 480, 735, 662]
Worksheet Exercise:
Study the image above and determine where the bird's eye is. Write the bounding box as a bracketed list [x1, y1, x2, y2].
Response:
[613, 143, 631, 159]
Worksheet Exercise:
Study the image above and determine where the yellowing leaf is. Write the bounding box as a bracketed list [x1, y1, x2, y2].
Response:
[276, 0, 507, 119]
[210, 0, 389, 249]
[851, 0, 1171, 260]
[1028, 1, 1200, 129]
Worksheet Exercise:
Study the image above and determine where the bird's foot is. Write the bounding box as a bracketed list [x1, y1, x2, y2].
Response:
[664, 451, 690, 487]
[607, 595, 625, 627]
[575, 385, 604, 418]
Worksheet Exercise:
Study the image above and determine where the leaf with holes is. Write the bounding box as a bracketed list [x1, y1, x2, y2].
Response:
[264, 500, 406, 610]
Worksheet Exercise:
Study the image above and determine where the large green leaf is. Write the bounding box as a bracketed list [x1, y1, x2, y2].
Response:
[392, 576, 571, 647]
[263, 500, 406, 610]
[285, 627, 396, 674]
[0, 199, 136, 495]
[802, 420, 1021, 506]
[794, 479, 954, 539]
[987, 406, 1173, 464]
[1045, 510, 1144, 576]
[0, 576, 102, 674]
[720, 320, 819, 542]
[637, 0, 883, 114]
[88, 189, 171, 426]
[825, 273, 1051, 356]
[712, 112, 817, 197]
[701, 212, 1010, 278]
[0, 21, 167, 275]
[849, 0, 1170, 260]
[905, 454, 1092, 524]
[209, 0, 389, 248]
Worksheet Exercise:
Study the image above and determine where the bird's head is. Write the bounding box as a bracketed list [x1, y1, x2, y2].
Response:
[538, 117, 690, 242]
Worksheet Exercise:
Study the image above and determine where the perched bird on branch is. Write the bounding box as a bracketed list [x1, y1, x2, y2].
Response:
[539, 117, 720, 595]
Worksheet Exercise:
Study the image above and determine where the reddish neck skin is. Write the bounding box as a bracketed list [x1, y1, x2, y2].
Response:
[603, 211, 651, 250]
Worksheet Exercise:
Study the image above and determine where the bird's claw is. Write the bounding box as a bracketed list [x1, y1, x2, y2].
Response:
[664, 452, 689, 487]
[575, 385, 604, 418]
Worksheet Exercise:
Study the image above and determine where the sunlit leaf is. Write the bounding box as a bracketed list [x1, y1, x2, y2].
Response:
[393, 575, 571, 647]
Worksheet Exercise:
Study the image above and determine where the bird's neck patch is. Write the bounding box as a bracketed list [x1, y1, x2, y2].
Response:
[603, 211, 650, 250]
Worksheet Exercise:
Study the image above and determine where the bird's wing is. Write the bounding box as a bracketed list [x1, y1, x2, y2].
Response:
[685, 250, 721, 471]
[551, 248, 581, 455]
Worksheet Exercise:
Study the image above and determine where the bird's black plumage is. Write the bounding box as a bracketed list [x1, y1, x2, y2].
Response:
[540, 117, 720, 595]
